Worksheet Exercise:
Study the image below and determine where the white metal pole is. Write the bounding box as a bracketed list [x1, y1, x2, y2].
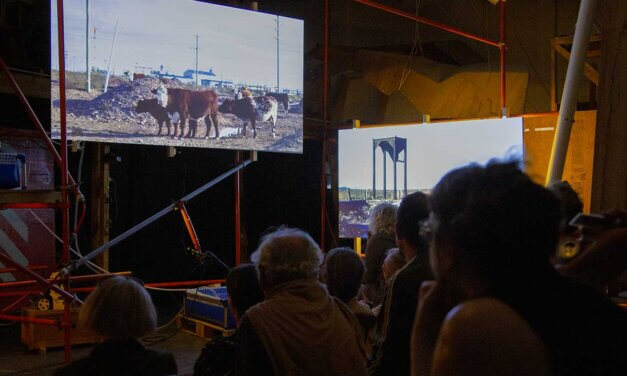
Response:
[86, 0, 90, 92]
[103, 20, 118, 93]
[276, 16, 280, 92]
[545, 0, 599, 186]
[195, 35, 199, 90]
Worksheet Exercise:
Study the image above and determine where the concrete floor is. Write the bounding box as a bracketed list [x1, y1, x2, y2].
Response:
[0, 322, 207, 376]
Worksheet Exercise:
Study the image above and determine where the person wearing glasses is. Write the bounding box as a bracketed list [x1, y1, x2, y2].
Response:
[411, 161, 626, 376]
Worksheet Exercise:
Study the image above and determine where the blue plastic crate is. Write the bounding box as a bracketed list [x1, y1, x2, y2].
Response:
[184, 286, 236, 330]
[0, 153, 26, 189]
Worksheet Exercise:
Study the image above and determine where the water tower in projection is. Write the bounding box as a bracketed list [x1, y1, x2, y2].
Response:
[372, 137, 407, 200]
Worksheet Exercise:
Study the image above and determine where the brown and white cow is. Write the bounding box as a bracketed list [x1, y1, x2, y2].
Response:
[152, 87, 220, 139]
[218, 96, 278, 138]
[265, 92, 290, 114]
[135, 98, 180, 137]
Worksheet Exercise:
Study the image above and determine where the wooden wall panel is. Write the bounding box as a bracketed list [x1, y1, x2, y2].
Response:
[524, 110, 597, 212]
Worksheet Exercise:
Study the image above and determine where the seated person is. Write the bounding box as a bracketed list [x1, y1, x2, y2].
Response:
[411, 161, 627, 376]
[362, 202, 398, 306]
[55, 276, 177, 376]
[324, 247, 376, 346]
[194, 264, 264, 376]
[382, 248, 405, 283]
[372, 248, 406, 316]
[368, 192, 433, 376]
[235, 227, 367, 376]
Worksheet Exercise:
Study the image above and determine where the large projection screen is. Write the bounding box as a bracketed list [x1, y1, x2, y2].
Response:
[338, 118, 523, 238]
[51, 0, 303, 153]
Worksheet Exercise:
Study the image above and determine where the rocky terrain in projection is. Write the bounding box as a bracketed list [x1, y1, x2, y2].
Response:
[51, 76, 303, 153]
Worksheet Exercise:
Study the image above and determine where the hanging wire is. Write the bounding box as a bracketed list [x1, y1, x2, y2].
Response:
[399, 0, 423, 90]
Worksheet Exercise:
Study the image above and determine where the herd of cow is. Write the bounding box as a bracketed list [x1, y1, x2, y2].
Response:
[134, 84, 291, 140]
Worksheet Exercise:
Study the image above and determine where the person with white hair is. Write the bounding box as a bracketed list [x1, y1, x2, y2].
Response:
[362, 202, 398, 306]
[233, 227, 367, 376]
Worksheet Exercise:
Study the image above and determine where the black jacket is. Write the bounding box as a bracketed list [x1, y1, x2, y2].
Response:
[368, 251, 433, 376]
[54, 338, 177, 376]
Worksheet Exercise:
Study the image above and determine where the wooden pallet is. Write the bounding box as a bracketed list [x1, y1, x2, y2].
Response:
[21, 307, 97, 352]
[176, 314, 234, 340]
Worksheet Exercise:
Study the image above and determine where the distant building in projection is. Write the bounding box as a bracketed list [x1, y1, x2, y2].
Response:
[150, 66, 233, 87]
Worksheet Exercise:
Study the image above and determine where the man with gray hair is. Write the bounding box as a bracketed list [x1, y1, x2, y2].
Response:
[234, 227, 367, 376]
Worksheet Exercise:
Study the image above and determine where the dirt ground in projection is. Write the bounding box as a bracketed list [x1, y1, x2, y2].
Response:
[51, 76, 303, 153]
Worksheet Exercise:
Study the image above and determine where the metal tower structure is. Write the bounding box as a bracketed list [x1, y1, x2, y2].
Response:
[372, 136, 407, 200]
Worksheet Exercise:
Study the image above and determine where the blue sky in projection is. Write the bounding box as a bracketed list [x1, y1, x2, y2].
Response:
[338, 117, 523, 191]
[51, 0, 303, 90]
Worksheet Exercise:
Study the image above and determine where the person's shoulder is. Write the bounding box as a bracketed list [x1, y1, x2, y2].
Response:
[139, 346, 177, 373]
[443, 298, 542, 335]
[53, 357, 92, 376]
[432, 298, 551, 376]
[393, 258, 429, 287]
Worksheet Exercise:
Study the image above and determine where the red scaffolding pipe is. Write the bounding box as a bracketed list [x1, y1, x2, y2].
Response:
[235, 152, 242, 265]
[55, 0, 73, 361]
[500, 0, 507, 113]
[70, 279, 227, 293]
[320, 0, 329, 251]
[0, 253, 74, 302]
[0, 265, 48, 274]
[0, 271, 132, 290]
[0, 313, 61, 327]
[0, 60, 82, 200]
[352, 0, 508, 116]
[353, 0, 501, 47]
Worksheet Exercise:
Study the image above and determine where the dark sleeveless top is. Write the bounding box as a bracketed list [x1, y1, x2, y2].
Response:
[494, 268, 627, 376]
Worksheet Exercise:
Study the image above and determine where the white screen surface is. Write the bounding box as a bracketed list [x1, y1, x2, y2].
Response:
[51, 0, 303, 153]
[338, 117, 523, 238]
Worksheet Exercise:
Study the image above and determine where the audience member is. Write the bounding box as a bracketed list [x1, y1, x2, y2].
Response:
[548, 180, 584, 233]
[325, 247, 376, 348]
[55, 276, 177, 376]
[194, 264, 263, 376]
[234, 227, 367, 376]
[382, 248, 405, 283]
[362, 202, 398, 306]
[556, 210, 627, 294]
[368, 192, 433, 376]
[411, 161, 627, 376]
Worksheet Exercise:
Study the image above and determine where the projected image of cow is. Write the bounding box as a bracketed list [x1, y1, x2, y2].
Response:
[50, 0, 303, 153]
[338, 118, 523, 238]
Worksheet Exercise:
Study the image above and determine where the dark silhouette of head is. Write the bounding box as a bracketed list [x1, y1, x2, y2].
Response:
[396, 191, 430, 257]
[325, 247, 364, 303]
[429, 160, 561, 288]
[226, 264, 263, 322]
[548, 181, 583, 233]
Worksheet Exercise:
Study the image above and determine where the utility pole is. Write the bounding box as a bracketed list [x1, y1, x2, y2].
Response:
[275, 16, 279, 92]
[103, 20, 118, 93]
[86, 0, 91, 92]
[195, 34, 199, 90]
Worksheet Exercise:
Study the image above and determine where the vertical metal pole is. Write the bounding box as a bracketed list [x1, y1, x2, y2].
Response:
[372, 140, 376, 199]
[499, 0, 507, 116]
[276, 15, 280, 92]
[103, 20, 118, 93]
[56, 0, 72, 363]
[195, 35, 199, 90]
[404, 149, 407, 197]
[320, 0, 329, 250]
[546, 0, 599, 185]
[383, 151, 387, 200]
[235, 151, 241, 265]
[85, 0, 90, 93]
[392, 145, 397, 200]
